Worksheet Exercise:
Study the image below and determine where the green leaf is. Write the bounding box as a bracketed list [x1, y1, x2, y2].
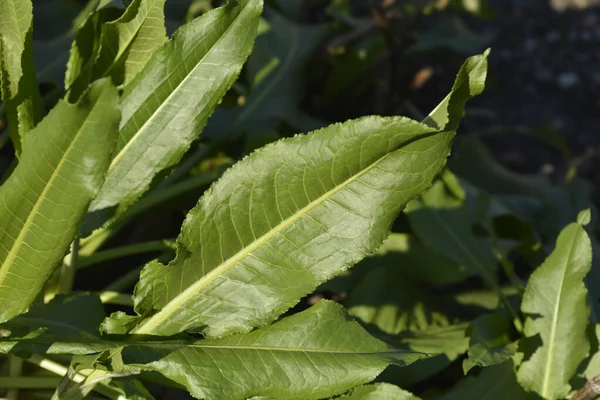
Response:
[539, 180, 600, 323]
[346, 264, 465, 334]
[396, 323, 470, 359]
[407, 204, 498, 288]
[376, 323, 469, 388]
[0, 79, 119, 323]
[341, 383, 421, 399]
[463, 312, 518, 373]
[64, 7, 122, 91]
[89, 0, 263, 212]
[105, 50, 488, 338]
[229, 12, 327, 134]
[0, 301, 423, 400]
[0, 293, 105, 337]
[0, 0, 42, 154]
[67, 0, 167, 100]
[516, 214, 593, 399]
[439, 360, 531, 400]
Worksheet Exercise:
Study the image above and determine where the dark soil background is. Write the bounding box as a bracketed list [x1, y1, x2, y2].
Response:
[472, 0, 600, 195]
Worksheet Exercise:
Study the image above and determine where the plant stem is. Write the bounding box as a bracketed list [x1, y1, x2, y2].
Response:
[77, 240, 175, 269]
[571, 375, 600, 400]
[103, 265, 144, 292]
[0, 377, 61, 389]
[156, 142, 217, 189]
[6, 355, 23, 399]
[58, 239, 80, 294]
[24, 354, 127, 400]
[80, 168, 226, 256]
[98, 291, 134, 307]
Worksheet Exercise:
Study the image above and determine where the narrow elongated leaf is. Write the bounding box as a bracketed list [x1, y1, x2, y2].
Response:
[0, 79, 119, 323]
[517, 210, 593, 399]
[105, 51, 488, 338]
[341, 383, 421, 399]
[0, 0, 42, 154]
[0, 301, 422, 400]
[89, 0, 263, 212]
[67, 0, 167, 100]
[64, 7, 122, 91]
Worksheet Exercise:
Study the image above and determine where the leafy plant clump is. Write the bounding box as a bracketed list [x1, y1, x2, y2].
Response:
[0, 0, 598, 399]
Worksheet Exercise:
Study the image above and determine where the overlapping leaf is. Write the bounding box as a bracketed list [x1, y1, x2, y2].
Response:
[0, 79, 119, 323]
[66, 0, 167, 100]
[517, 210, 592, 399]
[102, 50, 488, 338]
[0, 301, 422, 400]
[89, 0, 263, 212]
[0, 0, 42, 154]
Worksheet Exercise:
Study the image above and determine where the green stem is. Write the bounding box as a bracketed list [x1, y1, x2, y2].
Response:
[77, 240, 174, 269]
[156, 142, 217, 189]
[98, 291, 134, 307]
[58, 238, 80, 294]
[6, 355, 23, 400]
[80, 168, 226, 256]
[103, 252, 172, 292]
[24, 354, 127, 400]
[0, 377, 61, 389]
[103, 265, 144, 292]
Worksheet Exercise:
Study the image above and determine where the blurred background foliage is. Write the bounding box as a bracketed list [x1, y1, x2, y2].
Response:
[3, 0, 600, 398]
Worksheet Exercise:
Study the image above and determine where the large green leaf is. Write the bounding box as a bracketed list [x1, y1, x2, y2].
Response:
[89, 0, 263, 212]
[341, 383, 420, 399]
[0, 79, 119, 323]
[0, 0, 42, 154]
[0, 301, 422, 400]
[517, 210, 593, 399]
[104, 50, 488, 338]
[67, 0, 167, 100]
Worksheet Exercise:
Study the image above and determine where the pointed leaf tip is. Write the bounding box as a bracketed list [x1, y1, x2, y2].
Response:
[578, 209, 591, 226]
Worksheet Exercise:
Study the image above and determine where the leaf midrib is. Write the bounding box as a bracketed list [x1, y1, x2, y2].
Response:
[541, 227, 579, 397]
[133, 129, 441, 334]
[107, 0, 251, 174]
[0, 104, 97, 288]
[1, 336, 395, 354]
